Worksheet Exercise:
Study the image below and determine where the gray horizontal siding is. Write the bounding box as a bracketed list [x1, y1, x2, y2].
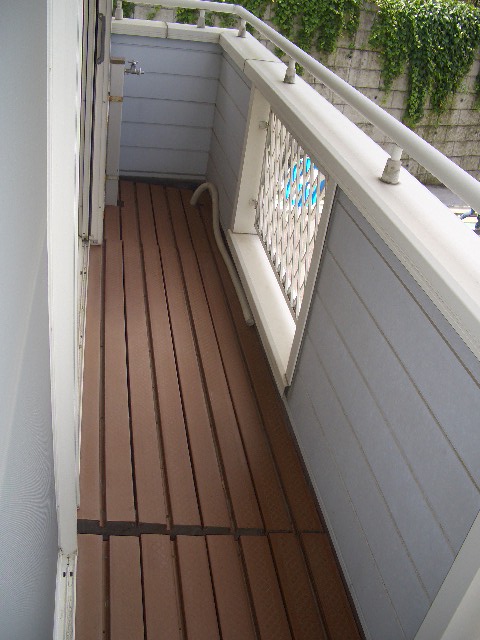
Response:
[111, 34, 221, 180]
[288, 189, 480, 640]
[207, 53, 251, 229]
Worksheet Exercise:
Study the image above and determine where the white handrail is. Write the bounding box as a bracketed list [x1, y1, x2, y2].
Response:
[126, 0, 480, 213]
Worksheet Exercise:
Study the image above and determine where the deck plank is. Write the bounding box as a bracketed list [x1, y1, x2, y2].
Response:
[164, 187, 263, 532]
[104, 237, 135, 523]
[302, 533, 362, 639]
[110, 536, 145, 640]
[104, 205, 121, 241]
[140, 184, 231, 531]
[240, 536, 292, 640]
[76, 535, 105, 639]
[154, 186, 262, 532]
[199, 203, 323, 533]
[270, 533, 327, 640]
[130, 181, 201, 530]
[141, 534, 183, 640]
[120, 181, 170, 526]
[78, 183, 361, 640]
[184, 192, 292, 532]
[176, 536, 220, 639]
[79, 246, 102, 522]
[207, 536, 257, 640]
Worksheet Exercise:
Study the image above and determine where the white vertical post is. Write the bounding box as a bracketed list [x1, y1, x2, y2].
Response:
[105, 57, 125, 206]
[197, 9, 206, 27]
[48, 0, 83, 557]
[231, 87, 270, 234]
[89, 0, 112, 245]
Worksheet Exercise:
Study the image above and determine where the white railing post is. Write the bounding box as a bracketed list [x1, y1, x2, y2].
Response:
[197, 9, 206, 27]
[115, 0, 123, 20]
[381, 143, 403, 184]
[284, 57, 296, 84]
[105, 57, 125, 206]
[238, 18, 246, 37]
[231, 87, 270, 233]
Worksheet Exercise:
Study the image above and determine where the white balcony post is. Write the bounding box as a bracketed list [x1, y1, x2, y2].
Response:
[284, 57, 296, 84]
[238, 18, 247, 37]
[115, 0, 123, 20]
[105, 57, 125, 206]
[197, 9, 206, 27]
[381, 143, 403, 184]
[231, 87, 270, 234]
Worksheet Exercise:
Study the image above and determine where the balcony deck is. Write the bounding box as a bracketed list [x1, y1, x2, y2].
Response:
[75, 180, 361, 639]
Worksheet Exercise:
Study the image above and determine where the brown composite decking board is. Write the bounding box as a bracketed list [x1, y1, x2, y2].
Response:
[176, 535, 221, 640]
[160, 186, 263, 532]
[76, 535, 104, 639]
[138, 183, 231, 531]
[104, 236, 136, 523]
[120, 181, 170, 526]
[141, 534, 183, 640]
[206, 536, 257, 640]
[198, 200, 324, 533]
[77, 182, 362, 640]
[240, 535, 292, 640]
[78, 246, 102, 522]
[270, 533, 328, 640]
[183, 191, 293, 532]
[302, 533, 362, 639]
[109, 536, 145, 640]
[122, 183, 201, 527]
[104, 204, 121, 241]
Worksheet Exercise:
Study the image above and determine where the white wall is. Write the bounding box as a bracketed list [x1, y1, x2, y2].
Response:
[111, 33, 222, 182]
[0, 2, 58, 638]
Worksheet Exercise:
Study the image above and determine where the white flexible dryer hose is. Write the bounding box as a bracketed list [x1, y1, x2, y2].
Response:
[190, 182, 254, 326]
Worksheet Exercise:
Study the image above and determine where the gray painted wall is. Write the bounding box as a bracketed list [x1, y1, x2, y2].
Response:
[288, 189, 480, 640]
[0, 2, 58, 638]
[111, 34, 222, 181]
[206, 52, 251, 230]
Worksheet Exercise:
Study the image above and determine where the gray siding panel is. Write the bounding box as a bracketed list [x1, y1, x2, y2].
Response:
[120, 146, 208, 178]
[207, 53, 251, 229]
[288, 377, 406, 640]
[122, 97, 215, 128]
[123, 74, 218, 103]
[121, 122, 211, 153]
[297, 335, 429, 638]
[288, 189, 480, 639]
[111, 34, 221, 179]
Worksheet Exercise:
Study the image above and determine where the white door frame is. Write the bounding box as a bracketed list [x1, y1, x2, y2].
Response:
[90, 0, 112, 244]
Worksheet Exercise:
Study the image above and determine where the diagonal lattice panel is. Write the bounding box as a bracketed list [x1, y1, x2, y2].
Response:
[255, 111, 327, 320]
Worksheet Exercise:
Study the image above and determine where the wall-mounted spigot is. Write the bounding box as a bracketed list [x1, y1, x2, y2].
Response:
[125, 60, 144, 75]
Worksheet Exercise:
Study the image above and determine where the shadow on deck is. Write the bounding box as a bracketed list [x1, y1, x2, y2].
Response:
[76, 180, 361, 639]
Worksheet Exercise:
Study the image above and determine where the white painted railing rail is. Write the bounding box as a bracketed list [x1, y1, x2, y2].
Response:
[124, 0, 480, 213]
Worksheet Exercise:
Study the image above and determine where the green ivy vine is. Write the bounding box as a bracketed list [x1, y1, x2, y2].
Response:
[174, 0, 480, 127]
[370, 0, 480, 125]
[176, 0, 361, 52]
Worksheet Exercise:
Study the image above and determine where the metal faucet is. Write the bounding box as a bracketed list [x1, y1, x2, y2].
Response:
[125, 60, 144, 75]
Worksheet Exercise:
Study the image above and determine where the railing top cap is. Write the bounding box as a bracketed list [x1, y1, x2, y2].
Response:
[126, 0, 480, 212]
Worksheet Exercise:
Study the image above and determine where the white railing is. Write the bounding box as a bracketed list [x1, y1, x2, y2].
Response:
[256, 110, 327, 320]
[124, 0, 480, 213]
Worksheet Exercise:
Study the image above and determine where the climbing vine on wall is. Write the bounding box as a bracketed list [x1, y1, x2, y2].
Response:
[370, 0, 480, 125]
[174, 0, 480, 127]
[176, 0, 361, 52]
